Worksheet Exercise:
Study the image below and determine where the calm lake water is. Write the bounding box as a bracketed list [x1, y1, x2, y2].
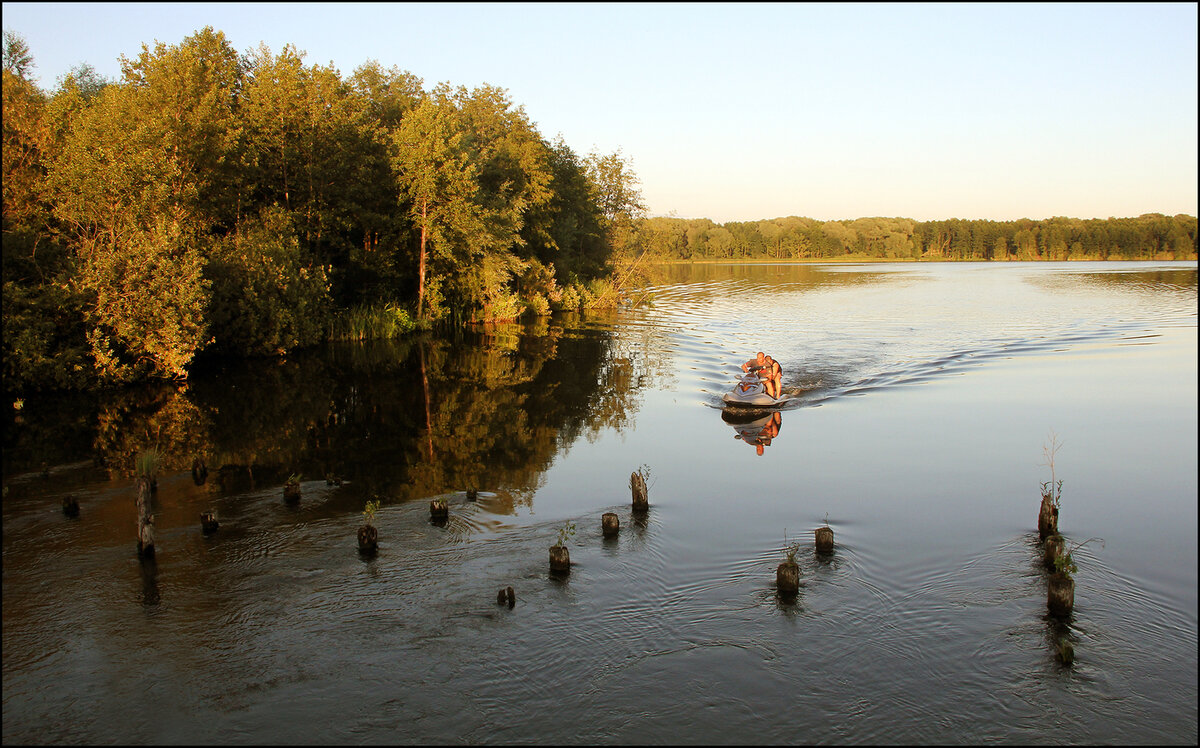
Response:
[3, 261, 1196, 744]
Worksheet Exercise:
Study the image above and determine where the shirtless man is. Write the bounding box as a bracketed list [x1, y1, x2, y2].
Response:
[761, 355, 783, 400]
[741, 351, 767, 374]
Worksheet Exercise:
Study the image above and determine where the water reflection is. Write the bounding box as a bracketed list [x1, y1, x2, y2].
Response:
[722, 409, 784, 456]
[3, 317, 648, 526]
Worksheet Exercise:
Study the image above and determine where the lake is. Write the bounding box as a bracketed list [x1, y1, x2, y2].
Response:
[3, 261, 1196, 744]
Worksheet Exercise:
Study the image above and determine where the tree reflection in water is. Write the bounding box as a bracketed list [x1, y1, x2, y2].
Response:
[3, 314, 659, 520]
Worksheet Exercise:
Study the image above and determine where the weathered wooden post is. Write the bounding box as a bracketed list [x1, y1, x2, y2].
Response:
[136, 476, 155, 558]
[549, 544, 570, 573]
[200, 510, 219, 534]
[1056, 637, 1075, 665]
[1047, 572, 1074, 618]
[496, 586, 515, 608]
[550, 521, 574, 574]
[1042, 533, 1064, 570]
[630, 470, 648, 513]
[62, 495, 80, 518]
[466, 488, 478, 501]
[602, 512, 620, 537]
[284, 474, 301, 504]
[429, 497, 448, 522]
[358, 498, 379, 554]
[777, 542, 800, 598]
[815, 525, 834, 554]
[1038, 491, 1059, 540]
[357, 525, 378, 554]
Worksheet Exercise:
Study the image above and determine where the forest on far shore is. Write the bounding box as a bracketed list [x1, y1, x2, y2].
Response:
[633, 213, 1197, 263]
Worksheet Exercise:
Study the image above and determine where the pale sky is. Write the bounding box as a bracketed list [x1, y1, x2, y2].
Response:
[4, 2, 1197, 224]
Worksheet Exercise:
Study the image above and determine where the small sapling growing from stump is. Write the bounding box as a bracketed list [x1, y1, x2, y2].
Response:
[1037, 432, 1063, 539]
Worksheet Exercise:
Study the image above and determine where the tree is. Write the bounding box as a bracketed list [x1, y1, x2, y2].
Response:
[2, 30, 34, 78]
[391, 87, 483, 318]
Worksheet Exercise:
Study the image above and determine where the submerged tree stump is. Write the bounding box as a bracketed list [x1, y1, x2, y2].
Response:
[1056, 637, 1075, 665]
[200, 511, 219, 534]
[602, 512, 620, 537]
[776, 560, 800, 597]
[466, 488, 478, 501]
[1047, 573, 1075, 618]
[549, 545, 570, 573]
[62, 495, 80, 518]
[1038, 494, 1059, 540]
[284, 481, 301, 504]
[358, 524, 378, 554]
[631, 471, 648, 513]
[815, 526, 834, 554]
[429, 498, 448, 520]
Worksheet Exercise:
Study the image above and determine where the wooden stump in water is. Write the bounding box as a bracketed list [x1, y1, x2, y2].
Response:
[1056, 637, 1075, 666]
[631, 471, 648, 513]
[1047, 573, 1075, 617]
[357, 524, 378, 554]
[62, 495, 80, 518]
[137, 514, 156, 559]
[1043, 533, 1065, 570]
[200, 511, 219, 534]
[1038, 494, 1059, 540]
[136, 476, 154, 557]
[466, 488, 478, 501]
[815, 526, 834, 554]
[602, 512, 620, 537]
[776, 560, 800, 597]
[192, 458, 208, 486]
[496, 586, 515, 608]
[429, 498, 448, 520]
[284, 482, 301, 504]
[549, 545, 570, 573]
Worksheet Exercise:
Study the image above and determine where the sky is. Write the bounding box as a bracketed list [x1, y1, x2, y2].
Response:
[3, 2, 1197, 224]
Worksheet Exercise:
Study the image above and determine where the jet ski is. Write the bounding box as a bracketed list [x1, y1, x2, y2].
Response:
[722, 370, 787, 407]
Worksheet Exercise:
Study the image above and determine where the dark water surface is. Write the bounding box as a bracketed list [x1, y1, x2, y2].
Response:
[3, 261, 1196, 744]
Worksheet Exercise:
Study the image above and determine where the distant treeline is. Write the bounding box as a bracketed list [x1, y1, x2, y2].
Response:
[3, 28, 647, 394]
[634, 213, 1198, 262]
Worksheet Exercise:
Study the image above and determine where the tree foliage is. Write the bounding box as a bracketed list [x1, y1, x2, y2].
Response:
[3, 28, 630, 395]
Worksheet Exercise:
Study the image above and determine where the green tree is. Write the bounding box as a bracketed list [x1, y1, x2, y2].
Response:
[391, 87, 483, 319]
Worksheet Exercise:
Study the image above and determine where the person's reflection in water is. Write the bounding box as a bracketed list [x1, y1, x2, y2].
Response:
[734, 411, 782, 456]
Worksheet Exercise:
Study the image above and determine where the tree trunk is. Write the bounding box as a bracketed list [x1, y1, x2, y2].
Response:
[417, 199, 427, 318]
